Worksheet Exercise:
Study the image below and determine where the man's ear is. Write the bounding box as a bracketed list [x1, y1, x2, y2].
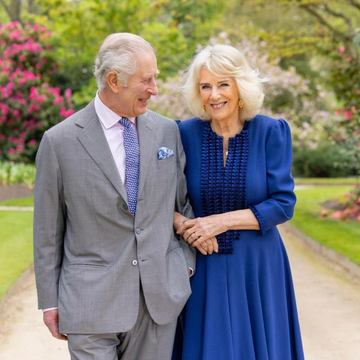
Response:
[106, 71, 120, 93]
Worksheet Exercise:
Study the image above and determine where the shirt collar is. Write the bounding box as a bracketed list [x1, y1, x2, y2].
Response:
[95, 91, 136, 129]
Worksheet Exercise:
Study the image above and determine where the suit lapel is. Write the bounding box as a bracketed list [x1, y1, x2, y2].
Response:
[137, 112, 156, 198]
[76, 101, 127, 202]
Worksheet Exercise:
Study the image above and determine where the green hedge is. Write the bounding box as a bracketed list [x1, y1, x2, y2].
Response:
[0, 162, 35, 187]
[293, 141, 357, 178]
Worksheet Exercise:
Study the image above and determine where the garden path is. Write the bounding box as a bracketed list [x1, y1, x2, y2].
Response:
[0, 184, 33, 201]
[0, 224, 360, 359]
[281, 225, 360, 360]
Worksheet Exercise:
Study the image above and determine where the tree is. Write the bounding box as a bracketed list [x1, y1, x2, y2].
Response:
[218, 0, 327, 58]
[22, 0, 224, 108]
[291, 1, 360, 177]
[0, 0, 38, 23]
[241, 0, 360, 218]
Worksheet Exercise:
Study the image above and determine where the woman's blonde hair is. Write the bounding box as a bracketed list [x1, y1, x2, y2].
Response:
[182, 43, 267, 121]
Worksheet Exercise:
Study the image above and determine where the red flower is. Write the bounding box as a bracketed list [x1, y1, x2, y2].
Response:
[330, 211, 342, 219]
[344, 111, 352, 120]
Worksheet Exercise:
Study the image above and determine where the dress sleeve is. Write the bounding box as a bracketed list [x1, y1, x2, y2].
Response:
[249, 119, 296, 235]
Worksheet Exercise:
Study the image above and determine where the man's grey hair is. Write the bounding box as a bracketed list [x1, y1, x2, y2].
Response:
[94, 33, 155, 90]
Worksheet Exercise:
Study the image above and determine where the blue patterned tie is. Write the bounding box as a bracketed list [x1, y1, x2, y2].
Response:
[119, 117, 140, 216]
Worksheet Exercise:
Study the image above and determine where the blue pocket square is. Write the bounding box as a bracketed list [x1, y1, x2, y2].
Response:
[158, 147, 174, 160]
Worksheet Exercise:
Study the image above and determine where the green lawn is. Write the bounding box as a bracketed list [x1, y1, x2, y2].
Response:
[0, 210, 33, 301]
[291, 185, 360, 266]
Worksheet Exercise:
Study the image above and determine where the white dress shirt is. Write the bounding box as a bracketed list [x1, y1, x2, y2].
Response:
[94, 91, 137, 184]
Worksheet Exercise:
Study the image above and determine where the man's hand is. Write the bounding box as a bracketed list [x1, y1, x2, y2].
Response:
[195, 237, 219, 255]
[43, 309, 67, 341]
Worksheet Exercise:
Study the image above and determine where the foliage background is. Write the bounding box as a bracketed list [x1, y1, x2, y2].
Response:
[0, 0, 360, 180]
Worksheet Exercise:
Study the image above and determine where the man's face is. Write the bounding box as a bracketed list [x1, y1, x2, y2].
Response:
[116, 51, 158, 118]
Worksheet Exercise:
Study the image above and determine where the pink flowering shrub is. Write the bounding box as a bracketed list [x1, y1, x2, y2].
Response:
[319, 43, 360, 219]
[326, 44, 360, 176]
[321, 184, 360, 223]
[0, 22, 74, 163]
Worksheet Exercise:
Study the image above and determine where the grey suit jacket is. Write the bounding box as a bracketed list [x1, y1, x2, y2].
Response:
[33, 100, 195, 334]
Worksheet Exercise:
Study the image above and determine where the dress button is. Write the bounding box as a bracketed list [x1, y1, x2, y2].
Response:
[122, 204, 128, 211]
[135, 228, 141, 234]
[132, 260, 138, 266]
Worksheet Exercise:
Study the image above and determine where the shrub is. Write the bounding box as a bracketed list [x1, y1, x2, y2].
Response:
[0, 22, 74, 163]
[326, 44, 360, 177]
[321, 184, 360, 223]
[293, 141, 357, 178]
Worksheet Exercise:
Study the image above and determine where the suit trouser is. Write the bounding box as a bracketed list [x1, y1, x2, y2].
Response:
[67, 288, 177, 360]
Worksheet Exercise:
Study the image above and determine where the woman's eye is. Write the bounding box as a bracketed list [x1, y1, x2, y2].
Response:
[220, 83, 229, 87]
[201, 85, 210, 90]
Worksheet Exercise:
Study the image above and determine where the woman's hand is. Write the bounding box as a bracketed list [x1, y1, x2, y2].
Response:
[177, 214, 227, 251]
[175, 212, 219, 254]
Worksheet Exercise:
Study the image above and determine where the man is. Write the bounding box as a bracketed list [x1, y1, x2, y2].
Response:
[33, 33, 195, 360]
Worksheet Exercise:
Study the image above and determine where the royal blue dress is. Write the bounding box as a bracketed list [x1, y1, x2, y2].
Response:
[173, 115, 305, 360]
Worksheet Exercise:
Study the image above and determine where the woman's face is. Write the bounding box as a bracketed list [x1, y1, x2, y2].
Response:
[199, 67, 240, 124]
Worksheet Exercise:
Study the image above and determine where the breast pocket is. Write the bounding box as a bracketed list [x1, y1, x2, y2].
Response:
[156, 155, 176, 169]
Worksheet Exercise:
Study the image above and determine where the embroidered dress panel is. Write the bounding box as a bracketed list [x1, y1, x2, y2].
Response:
[119, 117, 140, 216]
[201, 121, 249, 253]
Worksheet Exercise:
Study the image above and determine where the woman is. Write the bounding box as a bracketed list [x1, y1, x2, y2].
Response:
[172, 44, 305, 360]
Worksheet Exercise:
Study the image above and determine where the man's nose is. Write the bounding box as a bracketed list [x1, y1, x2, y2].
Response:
[148, 78, 158, 96]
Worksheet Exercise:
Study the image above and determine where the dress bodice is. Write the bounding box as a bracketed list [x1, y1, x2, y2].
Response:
[200, 121, 249, 253]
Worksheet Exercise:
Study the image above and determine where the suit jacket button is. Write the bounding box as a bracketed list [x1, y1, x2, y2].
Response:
[122, 204, 128, 211]
[132, 260, 138, 266]
[135, 228, 141, 234]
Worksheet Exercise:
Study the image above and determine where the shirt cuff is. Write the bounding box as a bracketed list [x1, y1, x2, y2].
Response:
[189, 267, 194, 277]
[42, 307, 58, 312]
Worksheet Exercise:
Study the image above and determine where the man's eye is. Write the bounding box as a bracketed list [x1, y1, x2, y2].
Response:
[144, 77, 154, 84]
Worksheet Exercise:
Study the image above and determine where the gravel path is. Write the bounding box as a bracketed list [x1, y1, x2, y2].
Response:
[280, 226, 360, 360]
[0, 184, 33, 201]
[0, 224, 360, 359]
[0, 268, 69, 360]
